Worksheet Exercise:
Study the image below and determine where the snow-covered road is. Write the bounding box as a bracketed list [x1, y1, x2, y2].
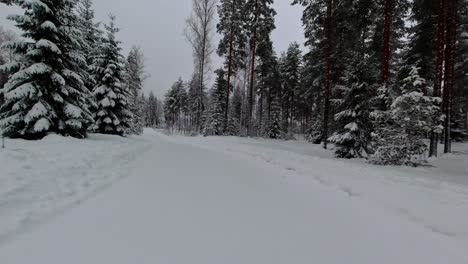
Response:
[0, 129, 467, 263]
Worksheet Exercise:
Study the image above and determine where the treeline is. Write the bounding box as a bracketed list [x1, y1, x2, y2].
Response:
[164, 0, 468, 165]
[0, 0, 148, 138]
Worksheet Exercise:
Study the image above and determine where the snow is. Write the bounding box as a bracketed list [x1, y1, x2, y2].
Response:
[344, 121, 358, 131]
[5, 82, 36, 100]
[40, 21, 57, 32]
[0, 133, 151, 244]
[32, 117, 50, 132]
[0, 129, 467, 263]
[24, 101, 47, 123]
[51, 72, 66, 86]
[36, 39, 61, 55]
[64, 103, 83, 119]
[25, 62, 52, 75]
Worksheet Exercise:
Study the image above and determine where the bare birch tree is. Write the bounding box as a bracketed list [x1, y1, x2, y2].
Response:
[185, 0, 217, 133]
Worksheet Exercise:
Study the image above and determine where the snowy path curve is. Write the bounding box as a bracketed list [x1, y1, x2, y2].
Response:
[0, 130, 467, 264]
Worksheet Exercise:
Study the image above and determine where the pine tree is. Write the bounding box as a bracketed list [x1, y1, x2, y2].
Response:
[244, 0, 276, 136]
[217, 0, 248, 130]
[91, 15, 131, 136]
[294, 0, 341, 148]
[372, 67, 441, 166]
[125, 46, 146, 135]
[205, 69, 227, 136]
[263, 60, 283, 139]
[279, 42, 302, 134]
[146, 91, 160, 128]
[453, 0, 468, 140]
[0, 0, 93, 139]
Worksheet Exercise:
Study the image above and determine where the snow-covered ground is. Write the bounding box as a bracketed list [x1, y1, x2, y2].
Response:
[0, 133, 152, 244]
[0, 128, 467, 263]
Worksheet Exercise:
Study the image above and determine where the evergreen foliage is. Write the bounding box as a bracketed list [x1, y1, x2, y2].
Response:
[91, 15, 131, 136]
[204, 69, 227, 136]
[372, 67, 442, 166]
[125, 46, 146, 135]
[0, 0, 93, 139]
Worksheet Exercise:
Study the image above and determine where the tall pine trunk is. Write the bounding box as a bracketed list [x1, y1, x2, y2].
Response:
[198, 22, 207, 133]
[248, 0, 259, 136]
[443, 0, 458, 153]
[224, 0, 235, 132]
[322, 0, 333, 149]
[430, 0, 446, 157]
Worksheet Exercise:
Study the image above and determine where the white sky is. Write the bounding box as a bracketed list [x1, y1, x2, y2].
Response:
[0, 0, 305, 97]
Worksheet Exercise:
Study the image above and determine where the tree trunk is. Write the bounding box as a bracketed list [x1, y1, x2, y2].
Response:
[443, 0, 458, 153]
[430, 0, 446, 157]
[382, 0, 393, 88]
[224, 0, 235, 132]
[247, 0, 259, 137]
[322, 0, 333, 149]
[198, 25, 207, 133]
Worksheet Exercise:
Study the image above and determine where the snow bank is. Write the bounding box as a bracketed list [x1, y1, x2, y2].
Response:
[0, 133, 151, 244]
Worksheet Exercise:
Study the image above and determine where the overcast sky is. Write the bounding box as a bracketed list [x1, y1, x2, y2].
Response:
[0, 0, 305, 97]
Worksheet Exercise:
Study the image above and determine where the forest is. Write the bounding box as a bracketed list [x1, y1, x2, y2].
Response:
[0, 0, 467, 166]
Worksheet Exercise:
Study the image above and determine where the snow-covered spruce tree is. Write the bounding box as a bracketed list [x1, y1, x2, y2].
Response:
[0, 56, 6, 106]
[264, 94, 282, 139]
[91, 15, 131, 136]
[77, 0, 102, 92]
[328, 52, 376, 159]
[224, 85, 243, 136]
[125, 46, 146, 135]
[371, 67, 441, 166]
[164, 78, 188, 131]
[0, 0, 93, 139]
[204, 68, 227, 136]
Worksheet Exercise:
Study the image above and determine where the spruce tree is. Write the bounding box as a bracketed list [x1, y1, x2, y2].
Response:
[91, 15, 131, 136]
[328, 51, 376, 159]
[205, 69, 227, 136]
[164, 78, 188, 131]
[0, 56, 6, 107]
[372, 67, 441, 166]
[0, 0, 93, 139]
[226, 86, 243, 135]
[125, 46, 146, 135]
[77, 0, 102, 92]
[404, 0, 438, 83]
[263, 61, 283, 139]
